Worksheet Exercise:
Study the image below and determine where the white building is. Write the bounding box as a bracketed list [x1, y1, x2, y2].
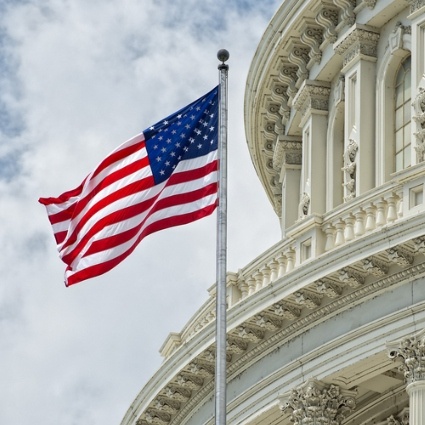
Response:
[121, 1, 425, 424]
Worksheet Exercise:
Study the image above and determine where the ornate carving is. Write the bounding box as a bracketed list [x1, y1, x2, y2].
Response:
[362, 257, 389, 276]
[342, 139, 358, 202]
[299, 192, 311, 218]
[333, 0, 356, 28]
[316, 279, 343, 298]
[386, 407, 409, 425]
[387, 329, 425, 384]
[279, 64, 299, 101]
[273, 137, 303, 171]
[301, 26, 324, 64]
[363, 0, 377, 8]
[174, 374, 203, 390]
[408, 0, 425, 14]
[281, 378, 357, 424]
[271, 302, 301, 320]
[316, 7, 339, 44]
[387, 247, 413, 267]
[413, 236, 425, 253]
[293, 81, 331, 115]
[334, 26, 380, 68]
[162, 386, 191, 402]
[234, 325, 265, 343]
[253, 313, 282, 332]
[227, 337, 248, 354]
[294, 290, 322, 309]
[413, 87, 425, 163]
[288, 45, 310, 87]
[338, 267, 364, 287]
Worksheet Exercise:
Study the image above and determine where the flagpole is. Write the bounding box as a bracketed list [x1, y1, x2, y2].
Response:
[215, 48, 229, 425]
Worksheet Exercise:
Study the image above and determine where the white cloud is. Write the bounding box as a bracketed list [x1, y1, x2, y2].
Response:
[0, 0, 281, 424]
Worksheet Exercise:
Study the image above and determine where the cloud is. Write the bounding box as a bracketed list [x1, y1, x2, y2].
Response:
[0, 0, 281, 424]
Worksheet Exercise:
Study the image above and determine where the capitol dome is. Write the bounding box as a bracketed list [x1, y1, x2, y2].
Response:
[121, 1, 425, 424]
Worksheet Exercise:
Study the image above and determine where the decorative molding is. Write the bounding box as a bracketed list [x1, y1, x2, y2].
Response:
[333, 0, 356, 28]
[273, 137, 303, 171]
[362, 257, 389, 276]
[334, 25, 380, 68]
[294, 290, 322, 309]
[407, 0, 425, 14]
[293, 80, 331, 115]
[338, 267, 364, 287]
[387, 247, 414, 267]
[300, 25, 324, 65]
[316, 6, 339, 45]
[316, 278, 344, 298]
[280, 378, 357, 424]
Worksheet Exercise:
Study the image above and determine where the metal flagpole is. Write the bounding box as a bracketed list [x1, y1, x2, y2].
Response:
[215, 48, 229, 425]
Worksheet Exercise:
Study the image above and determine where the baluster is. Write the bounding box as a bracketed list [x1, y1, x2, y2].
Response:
[269, 259, 279, 282]
[286, 249, 295, 272]
[354, 209, 365, 237]
[277, 253, 287, 278]
[386, 194, 398, 223]
[364, 203, 376, 232]
[239, 279, 248, 300]
[254, 271, 263, 292]
[334, 219, 345, 246]
[323, 223, 335, 251]
[375, 198, 386, 227]
[344, 214, 355, 241]
[247, 277, 256, 296]
[261, 266, 271, 287]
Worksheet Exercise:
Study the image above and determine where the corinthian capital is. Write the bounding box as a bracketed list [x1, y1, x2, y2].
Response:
[279, 378, 357, 425]
[387, 329, 425, 384]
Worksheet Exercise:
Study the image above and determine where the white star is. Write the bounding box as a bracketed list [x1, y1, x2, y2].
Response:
[156, 156, 162, 162]
[209, 126, 215, 132]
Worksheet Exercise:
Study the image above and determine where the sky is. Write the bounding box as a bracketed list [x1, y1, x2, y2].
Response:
[0, 1, 281, 424]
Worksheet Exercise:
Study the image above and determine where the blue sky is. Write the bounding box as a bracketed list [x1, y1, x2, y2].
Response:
[0, 1, 281, 424]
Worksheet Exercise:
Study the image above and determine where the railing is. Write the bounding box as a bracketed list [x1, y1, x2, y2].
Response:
[161, 164, 425, 358]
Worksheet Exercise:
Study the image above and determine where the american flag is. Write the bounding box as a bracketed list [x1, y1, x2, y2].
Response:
[39, 86, 219, 286]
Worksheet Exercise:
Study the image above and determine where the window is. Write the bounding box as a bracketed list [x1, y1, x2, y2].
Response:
[395, 56, 411, 172]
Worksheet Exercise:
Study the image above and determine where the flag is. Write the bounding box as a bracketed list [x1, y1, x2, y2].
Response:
[39, 86, 219, 286]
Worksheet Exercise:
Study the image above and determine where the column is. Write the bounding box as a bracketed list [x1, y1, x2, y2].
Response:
[335, 24, 380, 198]
[293, 80, 331, 217]
[279, 378, 357, 424]
[387, 328, 425, 425]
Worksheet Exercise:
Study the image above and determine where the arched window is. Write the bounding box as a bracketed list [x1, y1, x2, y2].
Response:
[395, 56, 411, 172]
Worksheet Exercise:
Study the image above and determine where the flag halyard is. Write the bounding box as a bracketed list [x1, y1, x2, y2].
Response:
[39, 86, 219, 286]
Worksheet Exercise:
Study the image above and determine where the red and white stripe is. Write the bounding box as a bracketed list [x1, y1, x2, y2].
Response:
[39, 133, 218, 286]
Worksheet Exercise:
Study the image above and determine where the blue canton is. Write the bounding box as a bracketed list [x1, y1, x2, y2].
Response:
[144, 86, 219, 184]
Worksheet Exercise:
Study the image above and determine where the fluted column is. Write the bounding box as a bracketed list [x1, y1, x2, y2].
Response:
[279, 378, 357, 424]
[387, 329, 425, 425]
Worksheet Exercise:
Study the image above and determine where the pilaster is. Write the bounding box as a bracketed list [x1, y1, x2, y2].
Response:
[274, 135, 302, 236]
[293, 80, 331, 217]
[335, 24, 380, 198]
